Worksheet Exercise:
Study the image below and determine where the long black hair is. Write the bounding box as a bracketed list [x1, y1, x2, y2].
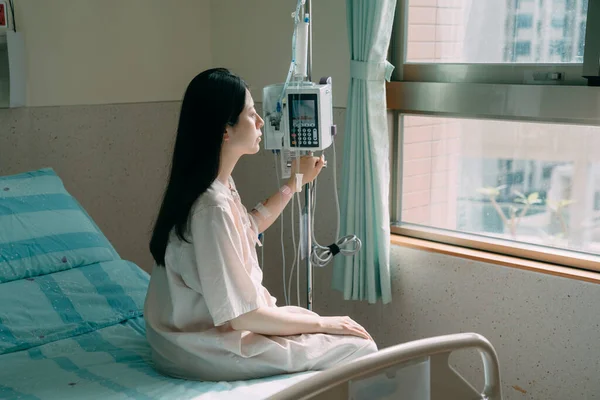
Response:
[150, 68, 248, 266]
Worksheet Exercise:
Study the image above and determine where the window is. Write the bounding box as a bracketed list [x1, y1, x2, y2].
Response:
[549, 40, 565, 56]
[515, 41, 532, 56]
[516, 14, 534, 29]
[551, 17, 566, 29]
[515, 0, 534, 8]
[398, 116, 600, 257]
[389, 0, 600, 270]
[578, 22, 586, 58]
[405, 0, 588, 65]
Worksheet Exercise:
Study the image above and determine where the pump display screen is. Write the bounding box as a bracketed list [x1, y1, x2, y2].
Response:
[288, 93, 319, 148]
[292, 99, 316, 122]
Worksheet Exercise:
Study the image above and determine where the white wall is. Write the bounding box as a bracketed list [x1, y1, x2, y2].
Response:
[13, 0, 212, 107]
[7, 0, 348, 107]
[210, 0, 351, 107]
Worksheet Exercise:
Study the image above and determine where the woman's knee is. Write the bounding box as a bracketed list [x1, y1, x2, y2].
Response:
[342, 337, 378, 363]
[356, 338, 378, 357]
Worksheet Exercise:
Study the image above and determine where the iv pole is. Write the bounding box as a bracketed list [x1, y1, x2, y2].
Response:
[304, 0, 314, 311]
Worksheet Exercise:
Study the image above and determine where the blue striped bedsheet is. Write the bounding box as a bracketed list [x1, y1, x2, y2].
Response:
[0, 318, 317, 400]
[0, 259, 148, 355]
[0, 168, 120, 283]
[0, 258, 317, 399]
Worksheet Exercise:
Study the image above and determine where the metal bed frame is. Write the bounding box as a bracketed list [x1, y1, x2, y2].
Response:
[267, 333, 502, 400]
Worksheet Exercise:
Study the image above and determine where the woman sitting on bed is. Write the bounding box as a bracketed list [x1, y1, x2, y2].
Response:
[144, 68, 377, 381]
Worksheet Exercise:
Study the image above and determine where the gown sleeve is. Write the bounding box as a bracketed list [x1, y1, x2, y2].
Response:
[187, 206, 267, 326]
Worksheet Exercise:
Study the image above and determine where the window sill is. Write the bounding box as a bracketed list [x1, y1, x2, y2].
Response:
[390, 234, 600, 285]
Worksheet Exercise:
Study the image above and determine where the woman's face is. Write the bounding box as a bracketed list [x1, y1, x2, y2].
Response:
[225, 90, 264, 155]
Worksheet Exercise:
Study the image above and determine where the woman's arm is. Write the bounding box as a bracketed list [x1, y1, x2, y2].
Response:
[249, 182, 295, 234]
[230, 307, 320, 335]
[250, 155, 325, 233]
[229, 307, 373, 341]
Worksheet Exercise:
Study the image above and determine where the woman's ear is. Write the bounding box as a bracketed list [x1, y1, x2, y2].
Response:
[223, 131, 230, 142]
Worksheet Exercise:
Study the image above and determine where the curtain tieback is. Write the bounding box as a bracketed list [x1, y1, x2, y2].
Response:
[350, 60, 394, 81]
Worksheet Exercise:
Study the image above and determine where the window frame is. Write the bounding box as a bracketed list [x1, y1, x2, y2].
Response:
[388, 0, 600, 271]
[392, 0, 598, 85]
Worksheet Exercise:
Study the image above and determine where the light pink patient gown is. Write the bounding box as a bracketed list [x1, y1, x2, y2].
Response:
[144, 177, 377, 381]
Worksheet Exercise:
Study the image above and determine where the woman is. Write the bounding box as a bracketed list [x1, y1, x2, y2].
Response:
[144, 68, 377, 382]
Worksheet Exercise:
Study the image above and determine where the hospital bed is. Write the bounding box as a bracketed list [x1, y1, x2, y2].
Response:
[0, 168, 502, 399]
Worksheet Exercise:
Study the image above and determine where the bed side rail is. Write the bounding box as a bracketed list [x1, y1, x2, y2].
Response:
[266, 332, 502, 400]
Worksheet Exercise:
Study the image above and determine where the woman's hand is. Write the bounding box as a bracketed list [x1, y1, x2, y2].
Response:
[281, 307, 373, 341]
[318, 316, 373, 341]
[288, 155, 325, 189]
[230, 307, 374, 341]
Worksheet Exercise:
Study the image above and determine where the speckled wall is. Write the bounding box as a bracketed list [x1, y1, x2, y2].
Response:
[0, 102, 180, 271]
[314, 246, 600, 399]
[1, 103, 599, 399]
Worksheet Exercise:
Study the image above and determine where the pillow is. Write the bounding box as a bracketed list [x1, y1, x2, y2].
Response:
[0, 259, 149, 355]
[0, 168, 120, 283]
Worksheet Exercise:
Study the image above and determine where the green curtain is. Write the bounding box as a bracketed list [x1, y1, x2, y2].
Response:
[332, 0, 396, 304]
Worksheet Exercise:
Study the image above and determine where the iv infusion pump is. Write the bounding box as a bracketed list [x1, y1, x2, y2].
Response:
[263, 78, 335, 154]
